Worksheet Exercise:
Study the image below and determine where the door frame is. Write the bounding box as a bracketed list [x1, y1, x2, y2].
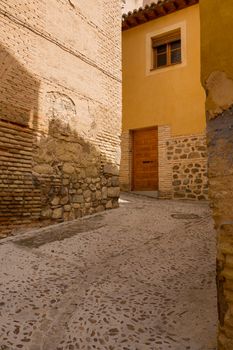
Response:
[131, 126, 159, 191]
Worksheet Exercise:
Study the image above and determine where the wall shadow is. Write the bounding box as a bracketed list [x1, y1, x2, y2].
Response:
[0, 44, 39, 128]
[0, 43, 120, 237]
[0, 43, 40, 236]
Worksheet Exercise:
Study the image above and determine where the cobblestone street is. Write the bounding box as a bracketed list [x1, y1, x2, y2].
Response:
[0, 194, 217, 350]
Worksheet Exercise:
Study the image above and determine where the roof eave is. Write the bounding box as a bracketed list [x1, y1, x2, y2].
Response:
[122, 0, 199, 31]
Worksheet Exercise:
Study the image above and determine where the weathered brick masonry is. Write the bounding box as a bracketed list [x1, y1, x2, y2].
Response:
[0, 0, 122, 237]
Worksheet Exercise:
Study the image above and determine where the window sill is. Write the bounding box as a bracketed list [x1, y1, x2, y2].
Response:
[150, 62, 182, 72]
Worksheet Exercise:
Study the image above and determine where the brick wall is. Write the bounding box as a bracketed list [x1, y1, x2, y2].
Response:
[0, 0, 122, 237]
[119, 130, 132, 191]
[158, 125, 172, 198]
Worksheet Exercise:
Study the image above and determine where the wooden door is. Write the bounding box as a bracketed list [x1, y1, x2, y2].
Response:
[132, 127, 158, 191]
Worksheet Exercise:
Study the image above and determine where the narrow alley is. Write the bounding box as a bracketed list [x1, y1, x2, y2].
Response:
[0, 194, 217, 350]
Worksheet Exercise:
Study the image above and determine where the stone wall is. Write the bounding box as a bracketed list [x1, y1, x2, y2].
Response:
[200, 0, 233, 348]
[0, 0, 122, 237]
[167, 134, 208, 200]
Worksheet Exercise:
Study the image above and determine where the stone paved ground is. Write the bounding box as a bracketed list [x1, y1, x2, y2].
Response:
[0, 194, 217, 350]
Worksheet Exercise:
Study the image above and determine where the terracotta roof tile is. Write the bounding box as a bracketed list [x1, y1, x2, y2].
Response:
[122, 0, 199, 31]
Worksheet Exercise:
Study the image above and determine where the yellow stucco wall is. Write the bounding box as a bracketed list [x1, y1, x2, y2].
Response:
[122, 4, 206, 136]
[200, 0, 233, 117]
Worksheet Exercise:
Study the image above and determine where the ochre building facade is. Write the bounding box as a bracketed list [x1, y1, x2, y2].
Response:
[200, 0, 233, 348]
[121, 0, 208, 200]
[0, 0, 122, 237]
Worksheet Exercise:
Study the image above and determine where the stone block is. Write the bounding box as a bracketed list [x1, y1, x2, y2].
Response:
[197, 146, 206, 152]
[69, 209, 76, 221]
[89, 184, 96, 191]
[52, 207, 63, 219]
[83, 190, 92, 199]
[101, 178, 108, 186]
[63, 163, 75, 174]
[96, 205, 105, 213]
[61, 196, 69, 205]
[188, 152, 200, 159]
[195, 179, 203, 184]
[41, 208, 52, 218]
[107, 187, 120, 198]
[73, 195, 84, 203]
[173, 180, 181, 186]
[183, 179, 189, 185]
[102, 187, 108, 199]
[106, 200, 112, 209]
[96, 190, 102, 200]
[78, 169, 86, 179]
[198, 195, 206, 200]
[63, 212, 70, 221]
[86, 167, 98, 177]
[112, 199, 119, 208]
[64, 205, 71, 211]
[174, 192, 185, 199]
[33, 164, 54, 174]
[104, 164, 119, 176]
[187, 194, 196, 199]
[111, 176, 119, 187]
[74, 209, 82, 218]
[180, 154, 187, 159]
[51, 196, 60, 206]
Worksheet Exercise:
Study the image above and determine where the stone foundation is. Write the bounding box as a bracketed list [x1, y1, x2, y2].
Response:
[167, 134, 208, 200]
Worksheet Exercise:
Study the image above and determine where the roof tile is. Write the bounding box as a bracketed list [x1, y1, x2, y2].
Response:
[122, 0, 199, 31]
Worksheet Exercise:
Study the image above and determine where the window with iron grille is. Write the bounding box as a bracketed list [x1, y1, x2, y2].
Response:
[152, 29, 181, 70]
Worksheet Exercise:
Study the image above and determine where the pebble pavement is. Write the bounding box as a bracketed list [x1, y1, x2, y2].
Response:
[0, 193, 217, 350]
